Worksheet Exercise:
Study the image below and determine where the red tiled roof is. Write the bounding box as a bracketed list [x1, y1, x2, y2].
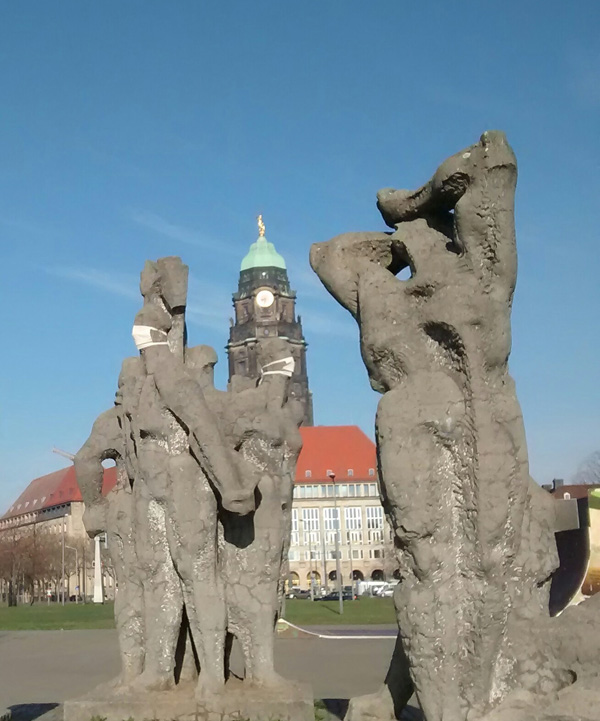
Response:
[3, 425, 376, 519]
[2, 465, 117, 521]
[553, 484, 600, 500]
[296, 425, 376, 482]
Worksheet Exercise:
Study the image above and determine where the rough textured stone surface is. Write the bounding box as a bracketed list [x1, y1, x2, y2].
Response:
[64, 679, 314, 721]
[71, 257, 309, 719]
[310, 132, 597, 721]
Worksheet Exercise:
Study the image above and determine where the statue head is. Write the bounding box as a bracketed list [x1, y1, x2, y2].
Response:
[185, 345, 218, 389]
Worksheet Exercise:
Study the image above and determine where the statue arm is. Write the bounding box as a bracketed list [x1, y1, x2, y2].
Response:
[143, 347, 251, 511]
[74, 408, 124, 536]
[309, 231, 393, 319]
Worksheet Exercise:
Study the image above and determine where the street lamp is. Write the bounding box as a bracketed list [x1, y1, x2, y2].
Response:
[301, 519, 315, 601]
[65, 545, 79, 604]
[327, 471, 343, 615]
[61, 514, 66, 606]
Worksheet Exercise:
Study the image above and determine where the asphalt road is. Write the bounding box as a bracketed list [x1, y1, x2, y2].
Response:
[0, 628, 402, 719]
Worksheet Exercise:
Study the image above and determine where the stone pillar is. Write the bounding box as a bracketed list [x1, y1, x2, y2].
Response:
[93, 534, 103, 604]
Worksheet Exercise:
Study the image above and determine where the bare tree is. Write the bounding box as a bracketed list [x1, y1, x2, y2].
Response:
[570, 450, 600, 486]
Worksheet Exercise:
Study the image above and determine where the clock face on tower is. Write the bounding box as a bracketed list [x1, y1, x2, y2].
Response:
[255, 289, 275, 308]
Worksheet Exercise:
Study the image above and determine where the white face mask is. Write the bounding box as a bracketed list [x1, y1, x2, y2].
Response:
[132, 325, 169, 351]
[260, 356, 295, 383]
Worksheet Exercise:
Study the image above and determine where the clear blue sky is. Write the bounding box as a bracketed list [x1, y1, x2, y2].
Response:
[1, 1, 599, 511]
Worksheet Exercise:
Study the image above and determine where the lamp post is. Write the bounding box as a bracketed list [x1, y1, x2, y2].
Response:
[61, 514, 66, 606]
[65, 545, 79, 603]
[347, 536, 355, 601]
[301, 519, 315, 601]
[328, 472, 343, 615]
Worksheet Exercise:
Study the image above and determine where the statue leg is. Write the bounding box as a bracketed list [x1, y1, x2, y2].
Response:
[240, 513, 289, 689]
[166, 455, 226, 699]
[346, 633, 413, 721]
[132, 476, 183, 691]
[105, 489, 145, 689]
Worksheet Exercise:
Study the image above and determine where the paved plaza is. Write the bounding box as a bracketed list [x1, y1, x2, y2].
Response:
[1, 627, 405, 720]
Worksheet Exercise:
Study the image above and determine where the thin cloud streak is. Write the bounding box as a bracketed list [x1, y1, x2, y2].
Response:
[47, 266, 139, 301]
[130, 209, 238, 255]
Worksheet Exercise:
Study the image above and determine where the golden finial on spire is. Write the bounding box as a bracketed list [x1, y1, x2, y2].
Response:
[257, 214, 266, 237]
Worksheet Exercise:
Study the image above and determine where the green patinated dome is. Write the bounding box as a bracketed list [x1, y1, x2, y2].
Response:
[240, 234, 287, 271]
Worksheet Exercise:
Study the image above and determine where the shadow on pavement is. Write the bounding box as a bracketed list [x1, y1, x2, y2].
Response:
[9, 704, 60, 721]
[319, 699, 422, 721]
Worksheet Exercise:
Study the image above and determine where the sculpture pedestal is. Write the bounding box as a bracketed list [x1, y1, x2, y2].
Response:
[63, 678, 314, 721]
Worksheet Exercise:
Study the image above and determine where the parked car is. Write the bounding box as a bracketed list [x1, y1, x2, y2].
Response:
[286, 588, 311, 599]
[317, 590, 356, 601]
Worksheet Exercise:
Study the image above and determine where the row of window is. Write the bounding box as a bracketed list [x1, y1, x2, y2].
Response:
[293, 483, 379, 499]
[290, 506, 385, 546]
[303, 469, 376, 479]
[288, 548, 386, 562]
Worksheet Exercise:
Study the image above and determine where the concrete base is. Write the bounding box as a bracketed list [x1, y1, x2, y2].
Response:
[63, 677, 314, 721]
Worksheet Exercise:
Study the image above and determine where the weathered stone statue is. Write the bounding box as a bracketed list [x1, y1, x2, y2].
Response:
[67, 256, 312, 721]
[311, 132, 599, 721]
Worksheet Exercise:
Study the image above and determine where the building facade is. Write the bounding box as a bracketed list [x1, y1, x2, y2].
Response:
[226, 216, 313, 426]
[287, 425, 396, 590]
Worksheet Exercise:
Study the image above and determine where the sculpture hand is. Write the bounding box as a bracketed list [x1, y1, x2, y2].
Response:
[83, 500, 108, 538]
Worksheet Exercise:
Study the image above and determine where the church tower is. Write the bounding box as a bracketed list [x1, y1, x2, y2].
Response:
[227, 217, 313, 426]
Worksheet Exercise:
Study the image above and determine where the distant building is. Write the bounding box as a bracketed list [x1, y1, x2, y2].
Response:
[0, 466, 117, 601]
[545, 480, 600, 614]
[287, 425, 395, 590]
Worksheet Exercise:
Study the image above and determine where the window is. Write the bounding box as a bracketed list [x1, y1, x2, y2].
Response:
[351, 549, 364, 560]
[291, 509, 299, 545]
[368, 468, 375, 476]
[363, 484, 369, 496]
[367, 506, 384, 543]
[345, 507, 363, 543]
[369, 483, 378, 496]
[370, 549, 383, 559]
[305, 470, 312, 478]
[564, 492, 571, 500]
[348, 484, 356, 497]
[323, 507, 340, 544]
[305, 549, 322, 561]
[288, 549, 300, 561]
[302, 508, 320, 545]
[326, 485, 334, 497]
[348, 469, 354, 476]
[340, 484, 348, 497]
[327, 549, 341, 560]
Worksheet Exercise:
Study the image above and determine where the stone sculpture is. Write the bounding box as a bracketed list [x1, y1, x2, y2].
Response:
[67, 257, 311, 721]
[310, 131, 599, 721]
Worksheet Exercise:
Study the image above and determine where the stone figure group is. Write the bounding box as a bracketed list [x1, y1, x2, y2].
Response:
[75, 257, 303, 702]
